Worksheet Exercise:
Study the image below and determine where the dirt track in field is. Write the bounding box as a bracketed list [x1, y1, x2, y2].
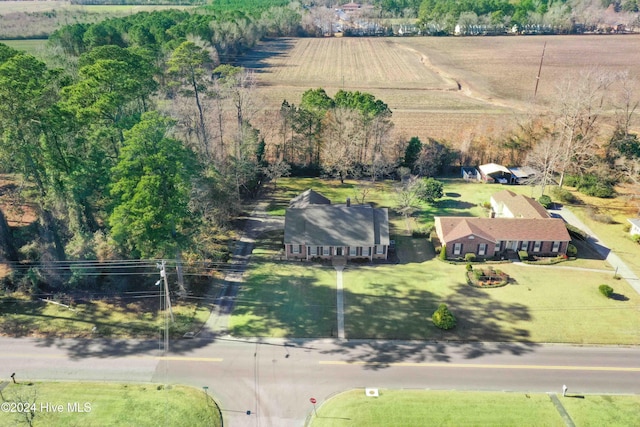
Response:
[243, 35, 640, 143]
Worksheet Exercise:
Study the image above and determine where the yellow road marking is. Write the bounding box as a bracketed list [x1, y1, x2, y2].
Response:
[319, 361, 640, 372]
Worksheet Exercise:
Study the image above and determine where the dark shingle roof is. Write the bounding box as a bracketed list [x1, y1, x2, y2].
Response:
[288, 189, 331, 208]
[284, 205, 389, 247]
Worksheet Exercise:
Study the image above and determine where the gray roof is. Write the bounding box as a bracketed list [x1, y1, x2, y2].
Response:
[284, 205, 389, 247]
[289, 189, 331, 208]
[627, 218, 640, 228]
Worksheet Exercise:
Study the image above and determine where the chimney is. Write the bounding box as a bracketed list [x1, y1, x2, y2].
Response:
[346, 197, 351, 207]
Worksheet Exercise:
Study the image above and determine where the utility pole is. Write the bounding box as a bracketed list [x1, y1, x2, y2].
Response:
[534, 42, 546, 99]
[158, 260, 174, 323]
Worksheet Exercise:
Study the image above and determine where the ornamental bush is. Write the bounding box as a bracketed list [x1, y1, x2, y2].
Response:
[464, 253, 476, 262]
[440, 245, 447, 260]
[466, 263, 473, 271]
[599, 284, 614, 298]
[432, 304, 456, 330]
[518, 250, 528, 261]
[566, 243, 577, 257]
[538, 195, 552, 209]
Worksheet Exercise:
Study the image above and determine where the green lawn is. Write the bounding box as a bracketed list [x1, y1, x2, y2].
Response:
[0, 382, 221, 427]
[236, 179, 637, 343]
[561, 394, 640, 427]
[343, 260, 640, 344]
[308, 389, 640, 427]
[272, 177, 548, 235]
[0, 293, 212, 338]
[0, 39, 47, 55]
[229, 232, 338, 337]
[309, 390, 565, 427]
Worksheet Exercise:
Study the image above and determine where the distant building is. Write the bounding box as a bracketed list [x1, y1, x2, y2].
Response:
[490, 190, 550, 219]
[627, 218, 640, 236]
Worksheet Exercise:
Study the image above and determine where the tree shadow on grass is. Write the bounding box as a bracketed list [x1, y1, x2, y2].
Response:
[321, 275, 537, 370]
[610, 292, 629, 301]
[233, 38, 295, 71]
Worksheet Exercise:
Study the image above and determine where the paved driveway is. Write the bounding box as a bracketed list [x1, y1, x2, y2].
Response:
[552, 205, 640, 295]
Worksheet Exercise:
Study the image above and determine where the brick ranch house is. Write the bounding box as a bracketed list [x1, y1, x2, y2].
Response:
[434, 217, 571, 259]
[283, 189, 390, 260]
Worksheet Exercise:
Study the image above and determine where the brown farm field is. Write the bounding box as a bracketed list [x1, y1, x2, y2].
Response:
[244, 35, 640, 144]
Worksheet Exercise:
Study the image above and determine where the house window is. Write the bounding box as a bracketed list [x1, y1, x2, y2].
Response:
[495, 241, 501, 252]
[521, 241, 528, 251]
[453, 243, 462, 255]
[551, 241, 561, 252]
[349, 246, 357, 256]
[375, 245, 384, 255]
[478, 243, 487, 256]
[533, 241, 542, 252]
[292, 245, 300, 254]
[323, 246, 330, 256]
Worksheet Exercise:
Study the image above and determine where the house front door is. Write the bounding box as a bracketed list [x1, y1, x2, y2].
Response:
[336, 247, 343, 256]
[508, 241, 518, 250]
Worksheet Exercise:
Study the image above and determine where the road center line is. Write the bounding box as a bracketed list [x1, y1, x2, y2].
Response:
[319, 361, 640, 372]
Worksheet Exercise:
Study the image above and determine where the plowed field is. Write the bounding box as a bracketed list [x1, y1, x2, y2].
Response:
[243, 35, 640, 144]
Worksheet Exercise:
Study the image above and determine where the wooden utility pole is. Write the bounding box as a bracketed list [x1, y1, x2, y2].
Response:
[534, 42, 547, 98]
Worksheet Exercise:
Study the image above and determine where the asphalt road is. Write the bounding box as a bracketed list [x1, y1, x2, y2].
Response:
[1, 337, 639, 427]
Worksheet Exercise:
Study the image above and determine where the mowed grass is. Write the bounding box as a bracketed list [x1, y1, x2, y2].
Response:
[248, 177, 636, 343]
[0, 382, 221, 427]
[229, 231, 338, 337]
[0, 39, 47, 55]
[0, 293, 212, 338]
[560, 394, 640, 427]
[309, 389, 640, 427]
[344, 258, 640, 344]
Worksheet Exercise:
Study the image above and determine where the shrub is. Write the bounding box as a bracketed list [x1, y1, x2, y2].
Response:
[518, 250, 528, 261]
[551, 187, 578, 204]
[598, 284, 614, 298]
[622, 223, 631, 233]
[566, 243, 577, 257]
[566, 224, 588, 240]
[474, 270, 483, 280]
[538, 195, 552, 209]
[440, 245, 447, 260]
[466, 263, 473, 271]
[432, 304, 456, 330]
[632, 234, 640, 244]
[412, 227, 431, 238]
[587, 207, 615, 224]
[464, 253, 476, 262]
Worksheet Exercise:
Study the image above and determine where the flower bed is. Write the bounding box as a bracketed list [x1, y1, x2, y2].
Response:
[466, 268, 509, 288]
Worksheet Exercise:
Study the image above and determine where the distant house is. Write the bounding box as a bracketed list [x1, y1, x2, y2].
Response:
[434, 216, 570, 259]
[284, 190, 390, 261]
[461, 167, 479, 181]
[341, 2, 361, 12]
[508, 166, 537, 184]
[478, 163, 513, 183]
[628, 218, 640, 236]
[490, 190, 550, 219]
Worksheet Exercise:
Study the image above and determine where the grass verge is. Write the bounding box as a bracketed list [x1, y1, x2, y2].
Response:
[0, 382, 221, 427]
[308, 389, 640, 427]
[0, 293, 212, 339]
